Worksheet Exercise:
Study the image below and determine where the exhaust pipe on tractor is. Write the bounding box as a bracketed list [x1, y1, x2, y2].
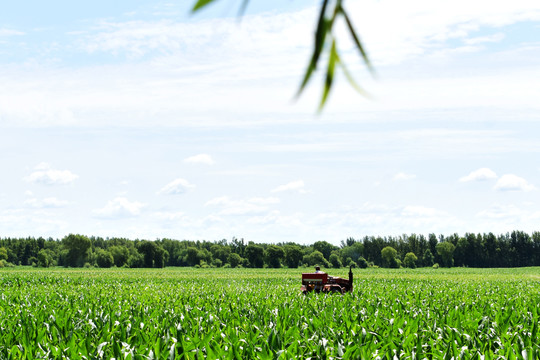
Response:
[348, 265, 353, 292]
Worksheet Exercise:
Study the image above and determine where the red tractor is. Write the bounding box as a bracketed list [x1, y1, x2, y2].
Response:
[301, 266, 354, 294]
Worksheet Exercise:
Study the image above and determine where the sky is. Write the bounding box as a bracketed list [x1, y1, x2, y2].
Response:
[1, 0, 540, 245]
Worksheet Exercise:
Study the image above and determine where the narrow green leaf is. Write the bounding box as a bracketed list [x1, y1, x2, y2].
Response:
[340, 8, 375, 75]
[319, 39, 338, 112]
[191, 0, 219, 12]
[113, 341, 122, 359]
[297, 58, 318, 99]
[314, 0, 330, 56]
[296, 0, 329, 98]
[531, 319, 538, 341]
[334, 51, 371, 98]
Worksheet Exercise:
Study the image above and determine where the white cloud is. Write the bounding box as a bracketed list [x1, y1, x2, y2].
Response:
[205, 196, 280, 215]
[24, 197, 69, 208]
[93, 197, 145, 219]
[205, 196, 231, 207]
[0, 209, 68, 236]
[271, 180, 306, 193]
[493, 174, 536, 191]
[401, 206, 443, 217]
[459, 168, 498, 182]
[81, 10, 311, 61]
[245, 211, 307, 236]
[246, 197, 281, 205]
[158, 178, 195, 195]
[149, 211, 228, 232]
[184, 154, 214, 165]
[393, 172, 416, 181]
[80, 1, 540, 70]
[473, 204, 536, 232]
[152, 211, 186, 221]
[2, 2, 540, 128]
[24, 163, 78, 185]
[0, 28, 24, 37]
[307, 203, 463, 239]
[476, 204, 524, 219]
[464, 33, 505, 45]
[2, 1, 540, 243]
[347, 0, 540, 66]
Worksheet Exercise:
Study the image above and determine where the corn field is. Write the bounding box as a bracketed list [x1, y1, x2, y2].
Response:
[0, 267, 539, 359]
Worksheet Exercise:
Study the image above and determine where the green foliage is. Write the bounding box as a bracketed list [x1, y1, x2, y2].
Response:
[62, 234, 91, 267]
[245, 244, 264, 268]
[128, 252, 144, 268]
[109, 245, 129, 267]
[0, 247, 7, 261]
[264, 245, 284, 268]
[403, 252, 418, 269]
[137, 240, 157, 267]
[95, 249, 114, 268]
[2, 230, 540, 270]
[303, 250, 330, 268]
[29, 256, 38, 267]
[191, 0, 374, 112]
[37, 249, 55, 268]
[227, 253, 243, 268]
[191, 0, 217, 11]
[381, 246, 399, 268]
[422, 248, 435, 267]
[357, 256, 368, 269]
[209, 244, 231, 266]
[340, 242, 364, 265]
[0, 259, 14, 267]
[313, 240, 336, 261]
[436, 241, 456, 268]
[137, 241, 168, 268]
[1, 267, 540, 358]
[329, 253, 342, 268]
[296, 0, 374, 110]
[212, 258, 223, 268]
[184, 246, 202, 267]
[154, 246, 168, 268]
[283, 245, 303, 268]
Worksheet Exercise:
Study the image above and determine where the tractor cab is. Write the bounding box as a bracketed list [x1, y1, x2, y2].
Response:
[301, 266, 354, 294]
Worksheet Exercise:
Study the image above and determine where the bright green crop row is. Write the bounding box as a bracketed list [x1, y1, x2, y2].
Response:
[0, 267, 539, 359]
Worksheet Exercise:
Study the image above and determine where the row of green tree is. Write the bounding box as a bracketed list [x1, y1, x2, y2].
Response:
[1, 230, 539, 269]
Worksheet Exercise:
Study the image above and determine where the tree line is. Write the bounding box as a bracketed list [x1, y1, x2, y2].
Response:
[1, 230, 539, 269]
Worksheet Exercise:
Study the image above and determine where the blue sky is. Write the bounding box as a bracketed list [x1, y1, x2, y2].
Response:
[1, 0, 540, 244]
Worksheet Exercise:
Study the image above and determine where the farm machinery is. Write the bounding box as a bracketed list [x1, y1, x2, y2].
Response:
[301, 266, 353, 294]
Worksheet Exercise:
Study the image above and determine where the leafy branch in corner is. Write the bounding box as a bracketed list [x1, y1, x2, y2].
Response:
[191, 0, 375, 112]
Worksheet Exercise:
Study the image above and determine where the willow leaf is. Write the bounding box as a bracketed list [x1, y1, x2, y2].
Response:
[335, 50, 371, 98]
[319, 39, 338, 112]
[296, 0, 330, 98]
[341, 8, 374, 75]
[192, 0, 220, 12]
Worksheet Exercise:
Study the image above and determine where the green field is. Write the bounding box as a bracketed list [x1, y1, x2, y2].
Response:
[1, 267, 539, 359]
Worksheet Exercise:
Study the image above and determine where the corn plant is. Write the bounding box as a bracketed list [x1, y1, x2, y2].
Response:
[0, 267, 539, 359]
